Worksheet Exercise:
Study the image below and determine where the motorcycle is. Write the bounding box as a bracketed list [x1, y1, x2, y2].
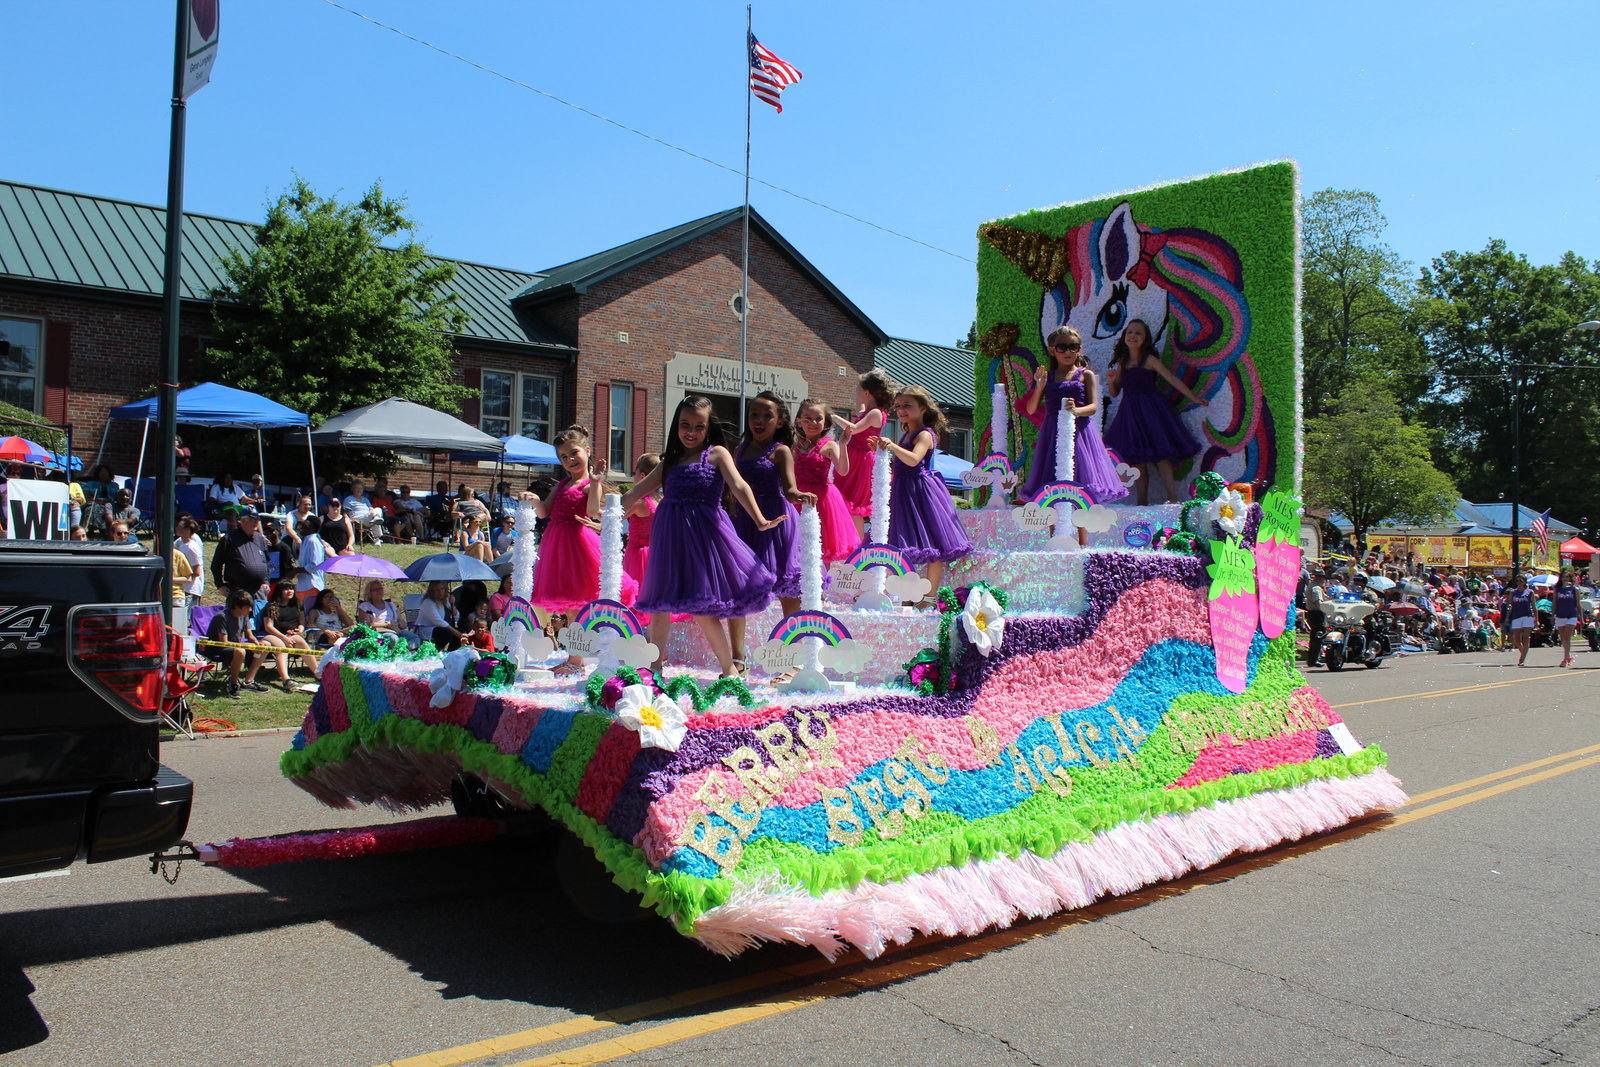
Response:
[1320, 595, 1395, 671]
[1582, 599, 1599, 653]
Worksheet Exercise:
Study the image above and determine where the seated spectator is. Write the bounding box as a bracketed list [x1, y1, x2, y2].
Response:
[82, 463, 118, 535]
[68, 525, 88, 541]
[241, 474, 269, 510]
[204, 590, 269, 698]
[174, 435, 191, 479]
[455, 514, 493, 561]
[490, 480, 518, 519]
[319, 499, 357, 556]
[467, 615, 495, 652]
[343, 480, 384, 544]
[414, 580, 464, 651]
[358, 579, 420, 649]
[423, 479, 457, 540]
[207, 472, 244, 520]
[389, 485, 422, 543]
[455, 579, 491, 626]
[108, 520, 142, 546]
[455, 485, 490, 523]
[257, 580, 315, 688]
[111, 488, 141, 526]
[305, 588, 354, 647]
[492, 514, 517, 555]
[489, 575, 513, 621]
[263, 519, 298, 584]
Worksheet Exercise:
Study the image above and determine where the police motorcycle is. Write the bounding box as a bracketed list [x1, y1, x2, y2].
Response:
[1320, 593, 1395, 671]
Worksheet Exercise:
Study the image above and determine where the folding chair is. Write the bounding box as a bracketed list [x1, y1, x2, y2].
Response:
[161, 628, 212, 738]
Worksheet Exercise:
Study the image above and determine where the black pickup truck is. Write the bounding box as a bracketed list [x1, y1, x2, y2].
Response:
[0, 540, 193, 879]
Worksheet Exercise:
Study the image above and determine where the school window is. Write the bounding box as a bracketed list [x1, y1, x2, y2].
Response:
[481, 371, 555, 442]
[945, 427, 972, 461]
[0, 317, 42, 413]
[609, 383, 633, 473]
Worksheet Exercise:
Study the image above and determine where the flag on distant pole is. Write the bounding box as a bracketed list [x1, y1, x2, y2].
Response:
[181, 0, 221, 99]
[748, 33, 801, 112]
[1532, 508, 1551, 559]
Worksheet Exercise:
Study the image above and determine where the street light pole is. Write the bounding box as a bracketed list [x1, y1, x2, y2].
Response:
[1509, 365, 1522, 581]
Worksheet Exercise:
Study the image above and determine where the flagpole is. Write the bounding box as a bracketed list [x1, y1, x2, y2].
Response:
[738, 5, 752, 436]
[157, 0, 189, 626]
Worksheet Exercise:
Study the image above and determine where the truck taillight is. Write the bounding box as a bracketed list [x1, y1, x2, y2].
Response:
[69, 605, 167, 720]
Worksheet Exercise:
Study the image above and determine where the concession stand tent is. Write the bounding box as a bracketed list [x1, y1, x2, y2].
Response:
[108, 381, 315, 494]
[1559, 536, 1597, 561]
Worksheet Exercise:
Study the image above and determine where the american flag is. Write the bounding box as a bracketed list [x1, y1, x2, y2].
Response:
[749, 33, 802, 113]
[1532, 508, 1552, 559]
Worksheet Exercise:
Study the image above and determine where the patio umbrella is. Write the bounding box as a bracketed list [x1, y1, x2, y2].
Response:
[402, 552, 500, 583]
[319, 554, 409, 580]
[1527, 573, 1558, 588]
[0, 436, 52, 464]
[1364, 575, 1397, 592]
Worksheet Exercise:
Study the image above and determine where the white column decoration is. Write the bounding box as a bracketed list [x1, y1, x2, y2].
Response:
[866, 446, 893, 604]
[599, 492, 624, 602]
[1054, 398, 1077, 536]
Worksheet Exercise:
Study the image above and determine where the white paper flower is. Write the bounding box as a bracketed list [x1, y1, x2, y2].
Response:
[960, 587, 1007, 658]
[613, 684, 687, 751]
[1202, 488, 1249, 539]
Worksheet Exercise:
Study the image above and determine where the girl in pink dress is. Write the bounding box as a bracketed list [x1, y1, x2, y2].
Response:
[830, 369, 897, 532]
[792, 398, 857, 563]
[623, 452, 660, 588]
[529, 424, 637, 674]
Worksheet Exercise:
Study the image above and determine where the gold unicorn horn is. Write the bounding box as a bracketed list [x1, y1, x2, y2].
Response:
[978, 223, 1069, 286]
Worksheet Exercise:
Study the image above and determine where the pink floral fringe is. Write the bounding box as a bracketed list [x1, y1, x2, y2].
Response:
[689, 769, 1408, 959]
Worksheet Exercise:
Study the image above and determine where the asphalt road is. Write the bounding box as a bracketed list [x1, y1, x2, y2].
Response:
[3, 645, 1597, 1067]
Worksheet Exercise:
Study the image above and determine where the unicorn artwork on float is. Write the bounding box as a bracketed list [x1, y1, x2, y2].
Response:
[979, 200, 1275, 499]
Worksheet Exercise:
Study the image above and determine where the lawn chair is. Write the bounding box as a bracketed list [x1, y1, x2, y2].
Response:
[402, 593, 423, 629]
[161, 628, 211, 738]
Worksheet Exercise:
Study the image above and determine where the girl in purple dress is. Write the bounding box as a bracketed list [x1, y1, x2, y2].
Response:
[1104, 319, 1209, 504]
[730, 391, 815, 671]
[871, 386, 973, 602]
[620, 395, 784, 679]
[1020, 326, 1128, 544]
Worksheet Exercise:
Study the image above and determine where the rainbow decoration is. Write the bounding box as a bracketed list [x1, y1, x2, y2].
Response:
[501, 597, 538, 634]
[1031, 481, 1093, 512]
[573, 599, 644, 641]
[975, 452, 1013, 476]
[845, 542, 910, 576]
[768, 609, 852, 647]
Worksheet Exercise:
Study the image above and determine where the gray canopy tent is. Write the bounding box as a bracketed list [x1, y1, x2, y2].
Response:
[302, 399, 506, 501]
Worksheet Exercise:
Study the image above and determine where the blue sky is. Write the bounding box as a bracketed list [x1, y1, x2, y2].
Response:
[8, 1, 1598, 347]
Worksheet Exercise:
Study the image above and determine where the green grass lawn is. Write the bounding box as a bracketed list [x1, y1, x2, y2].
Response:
[169, 538, 452, 735]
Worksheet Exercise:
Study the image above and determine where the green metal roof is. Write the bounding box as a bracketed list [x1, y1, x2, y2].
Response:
[0, 180, 568, 352]
[516, 206, 887, 345]
[875, 337, 976, 411]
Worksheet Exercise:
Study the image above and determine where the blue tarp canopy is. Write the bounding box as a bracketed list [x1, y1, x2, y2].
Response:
[932, 450, 973, 491]
[452, 434, 558, 466]
[109, 381, 309, 429]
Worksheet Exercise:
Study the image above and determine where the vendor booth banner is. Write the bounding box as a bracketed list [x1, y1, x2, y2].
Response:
[975, 161, 1299, 500]
[4, 481, 70, 540]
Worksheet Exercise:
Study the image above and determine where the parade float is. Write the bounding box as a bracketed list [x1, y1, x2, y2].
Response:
[274, 162, 1406, 958]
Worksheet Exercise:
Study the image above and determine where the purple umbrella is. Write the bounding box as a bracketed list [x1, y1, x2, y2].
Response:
[318, 553, 409, 579]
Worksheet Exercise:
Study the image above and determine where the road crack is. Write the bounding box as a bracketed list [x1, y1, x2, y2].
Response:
[877, 986, 1045, 1066]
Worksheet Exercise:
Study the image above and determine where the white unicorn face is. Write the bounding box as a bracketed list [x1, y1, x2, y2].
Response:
[1037, 203, 1168, 385]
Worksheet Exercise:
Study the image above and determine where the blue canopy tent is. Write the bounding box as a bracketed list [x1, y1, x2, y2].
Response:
[450, 433, 558, 466]
[108, 381, 316, 497]
[931, 450, 974, 492]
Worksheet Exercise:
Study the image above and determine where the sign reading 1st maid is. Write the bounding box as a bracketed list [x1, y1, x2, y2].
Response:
[663, 353, 809, 416]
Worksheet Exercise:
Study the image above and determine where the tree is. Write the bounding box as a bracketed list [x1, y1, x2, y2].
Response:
[204, 179, 472, 434]
[956, 322, 977, 350]
[1303, 379, 1458, 550]
[1301, 189, 1419, 417]
[1413, 241, 1600, 534]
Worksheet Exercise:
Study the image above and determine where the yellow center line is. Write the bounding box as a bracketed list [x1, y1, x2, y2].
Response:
[380, 684, 1599, 1067]
[1328, 671, 1583, 710]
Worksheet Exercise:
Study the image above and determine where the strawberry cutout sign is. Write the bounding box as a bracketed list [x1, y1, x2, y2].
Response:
[1253, 489, 1303, 640]
[1207, 536, 1259, 694]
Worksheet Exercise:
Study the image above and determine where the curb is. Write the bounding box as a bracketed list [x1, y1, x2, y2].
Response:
[161, 726, 301, 742]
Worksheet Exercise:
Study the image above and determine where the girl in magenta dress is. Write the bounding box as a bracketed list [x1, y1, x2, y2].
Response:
[1019, 326, 1129, 544]
[620, 396, 784, 678]
[830, 369, 897, 529]
[623, 452, 659, 588]
[792, 398, 858, 563]
[530, 425, 637, 674]
[730, 392, 815, 671]
[1104, 318, 1208, 504]
[873, 386, 972, 602]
